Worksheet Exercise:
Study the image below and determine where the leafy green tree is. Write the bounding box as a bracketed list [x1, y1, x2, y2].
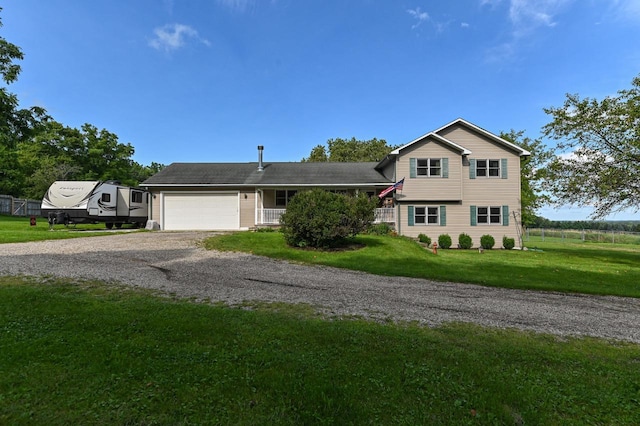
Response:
[17, 120, 164, 197]
[0, 8, 49, 196]
[542, 73, 640, 219]
[302, 137, 398, 162]
[500, 130, 553, 227]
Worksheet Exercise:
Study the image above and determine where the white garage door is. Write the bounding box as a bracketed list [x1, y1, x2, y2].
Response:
[163, 192, 239, 230]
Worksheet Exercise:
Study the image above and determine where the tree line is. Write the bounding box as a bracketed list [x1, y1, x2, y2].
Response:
[0, 9, 163, 200]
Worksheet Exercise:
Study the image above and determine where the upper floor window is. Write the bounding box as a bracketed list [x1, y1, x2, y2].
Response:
[476, 159, 500, 177]
[470, 158, 507, 179]
[411, 158, 448, 178]
[416, 158, 442, 177]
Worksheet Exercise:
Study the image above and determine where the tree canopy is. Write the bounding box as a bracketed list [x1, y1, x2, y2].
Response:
[302, 137, 398, 162]
[0, 8, 163, 199]
[542, 74, 640, 219]
[500, 130, 553, 227]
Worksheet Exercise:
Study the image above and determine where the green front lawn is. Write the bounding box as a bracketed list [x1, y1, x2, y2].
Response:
[204, 232, 640, 298]
[0, 214, 140, 244]
[2, 278, 639, 425]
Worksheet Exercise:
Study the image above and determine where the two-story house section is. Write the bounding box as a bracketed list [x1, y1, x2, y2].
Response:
[143, 118, 529, 246]
[378, 118, 530, 244]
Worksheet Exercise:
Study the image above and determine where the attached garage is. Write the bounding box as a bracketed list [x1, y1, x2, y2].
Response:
[162, 192, 239, 230]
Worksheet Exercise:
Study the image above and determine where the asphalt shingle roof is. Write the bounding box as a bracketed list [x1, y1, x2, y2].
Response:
[142, 162, 392, 187]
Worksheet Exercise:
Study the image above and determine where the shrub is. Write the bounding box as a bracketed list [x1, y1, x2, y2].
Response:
[503, 235, 515, 250]
[279, 189, 377, 249]
[438, 234, 452, 249]
[418, 233, 431, 245]
[480, 234, 495, 249]
[458, 233, 473, 249]
[368, 222, 393, 236]
[255, 227, 275, 233]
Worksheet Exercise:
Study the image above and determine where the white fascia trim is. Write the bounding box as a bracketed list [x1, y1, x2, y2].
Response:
[433, 118, 532, 156]
[390, 132, 472, 156]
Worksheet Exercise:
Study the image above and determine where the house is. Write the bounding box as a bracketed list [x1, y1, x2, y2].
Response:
[141, 118, 530, 244]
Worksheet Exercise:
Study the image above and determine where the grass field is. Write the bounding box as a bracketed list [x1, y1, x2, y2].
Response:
[0, 214, 140, 243]
[3, 219, 640, 422]
[203, 231, 640, 298]
[2, 277, 639, 425]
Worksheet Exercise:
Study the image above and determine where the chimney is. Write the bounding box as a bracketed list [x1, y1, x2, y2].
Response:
[257, 145, 264, 171]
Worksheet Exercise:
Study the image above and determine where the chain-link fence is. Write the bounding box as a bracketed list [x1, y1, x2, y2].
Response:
[525, 228, 640, 245]
[0, 195, 41, 217]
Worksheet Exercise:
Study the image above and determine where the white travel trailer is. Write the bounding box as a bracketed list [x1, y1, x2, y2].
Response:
[41, 180, 148, 228]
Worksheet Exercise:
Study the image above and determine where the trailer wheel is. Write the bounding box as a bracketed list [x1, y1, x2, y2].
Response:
[115, 223, 123, 229]
[106, 222, 114, 229]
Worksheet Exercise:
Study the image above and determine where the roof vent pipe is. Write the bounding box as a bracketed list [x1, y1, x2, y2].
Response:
[257, 145, 264, 171]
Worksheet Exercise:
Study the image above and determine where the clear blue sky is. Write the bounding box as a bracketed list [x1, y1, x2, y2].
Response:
[3, 1, 639, 220]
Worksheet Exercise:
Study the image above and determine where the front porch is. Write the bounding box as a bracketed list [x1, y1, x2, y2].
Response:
[257, 208, 396, 225]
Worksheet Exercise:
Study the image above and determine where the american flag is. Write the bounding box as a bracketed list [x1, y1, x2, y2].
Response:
[378, 178, 404, 198]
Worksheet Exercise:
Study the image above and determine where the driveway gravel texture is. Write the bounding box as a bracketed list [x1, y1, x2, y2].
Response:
[1, 231, 639, 343]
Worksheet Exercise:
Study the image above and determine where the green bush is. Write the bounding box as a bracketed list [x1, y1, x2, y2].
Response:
[368, 222, 393, 236]
[279, 189, 377, 249]
[418, 233, 431, 245]
[458, 233, 473, 249]
[255, 227, 275, 233]
[438, 234, 452, 249]
[480, 234, 495, 249]
[503, 235, 515, 250]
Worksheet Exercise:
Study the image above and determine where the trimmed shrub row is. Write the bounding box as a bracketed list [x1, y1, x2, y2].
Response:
[416, 233, 516, 250]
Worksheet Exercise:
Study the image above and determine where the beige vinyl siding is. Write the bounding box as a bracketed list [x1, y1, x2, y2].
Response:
[395, 137, 463, 202]
[240, 191, 255, 228]
[399, 202, 519, 246]
[150, 191, 161, 222]
[397, 124, 523, 245]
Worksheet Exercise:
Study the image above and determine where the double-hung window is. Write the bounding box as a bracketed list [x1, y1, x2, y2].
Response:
[476, 159, 500, 178]
[477, 206, 502, 224]
[414, 206, 439, 225]
[416, 158, 442, 177]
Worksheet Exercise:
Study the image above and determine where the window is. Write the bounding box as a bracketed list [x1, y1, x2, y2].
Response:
[275, 190, 297, 207]
[477, 206, 501, 224]
[414, 206, 439, 225]
[101, 193, 110, 202]
[416, 158, 442, 177]
[131, 191, 143, 203]
[476, 159, 500, 177]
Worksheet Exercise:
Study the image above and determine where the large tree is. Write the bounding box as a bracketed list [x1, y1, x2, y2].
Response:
[542, 74, 640, 218]
[17, 121, 163, 199]
[0, 8, 48, 196]
[500, 130, 553, 227]
[302, 137, 398, 162]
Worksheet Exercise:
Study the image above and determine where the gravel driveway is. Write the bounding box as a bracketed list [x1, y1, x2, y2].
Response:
[2, 231, 639, 343]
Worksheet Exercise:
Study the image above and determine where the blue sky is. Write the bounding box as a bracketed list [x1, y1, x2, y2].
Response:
[2, 0, 639, 220]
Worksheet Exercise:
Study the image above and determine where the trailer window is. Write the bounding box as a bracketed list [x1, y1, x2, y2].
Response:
[101, 193, 110, 202]
[131, 191, 143, 203]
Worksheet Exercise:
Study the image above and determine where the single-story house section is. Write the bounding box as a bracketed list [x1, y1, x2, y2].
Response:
[141, 118, 530, 244]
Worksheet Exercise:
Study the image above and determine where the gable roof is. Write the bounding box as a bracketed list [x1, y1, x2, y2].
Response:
[387, 118, 531, 158]
[389, 132, 472, 156]
[433, 118, 531, 156]
[142, 162, 392, 187]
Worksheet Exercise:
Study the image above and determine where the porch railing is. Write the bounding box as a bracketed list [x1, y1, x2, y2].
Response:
[374, 208, 395, 223]
[259, 208, 287, 224]
[258, 208, 395, 225]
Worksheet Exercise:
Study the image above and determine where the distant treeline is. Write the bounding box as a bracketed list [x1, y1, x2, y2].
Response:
[530, 216, 640, 232]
